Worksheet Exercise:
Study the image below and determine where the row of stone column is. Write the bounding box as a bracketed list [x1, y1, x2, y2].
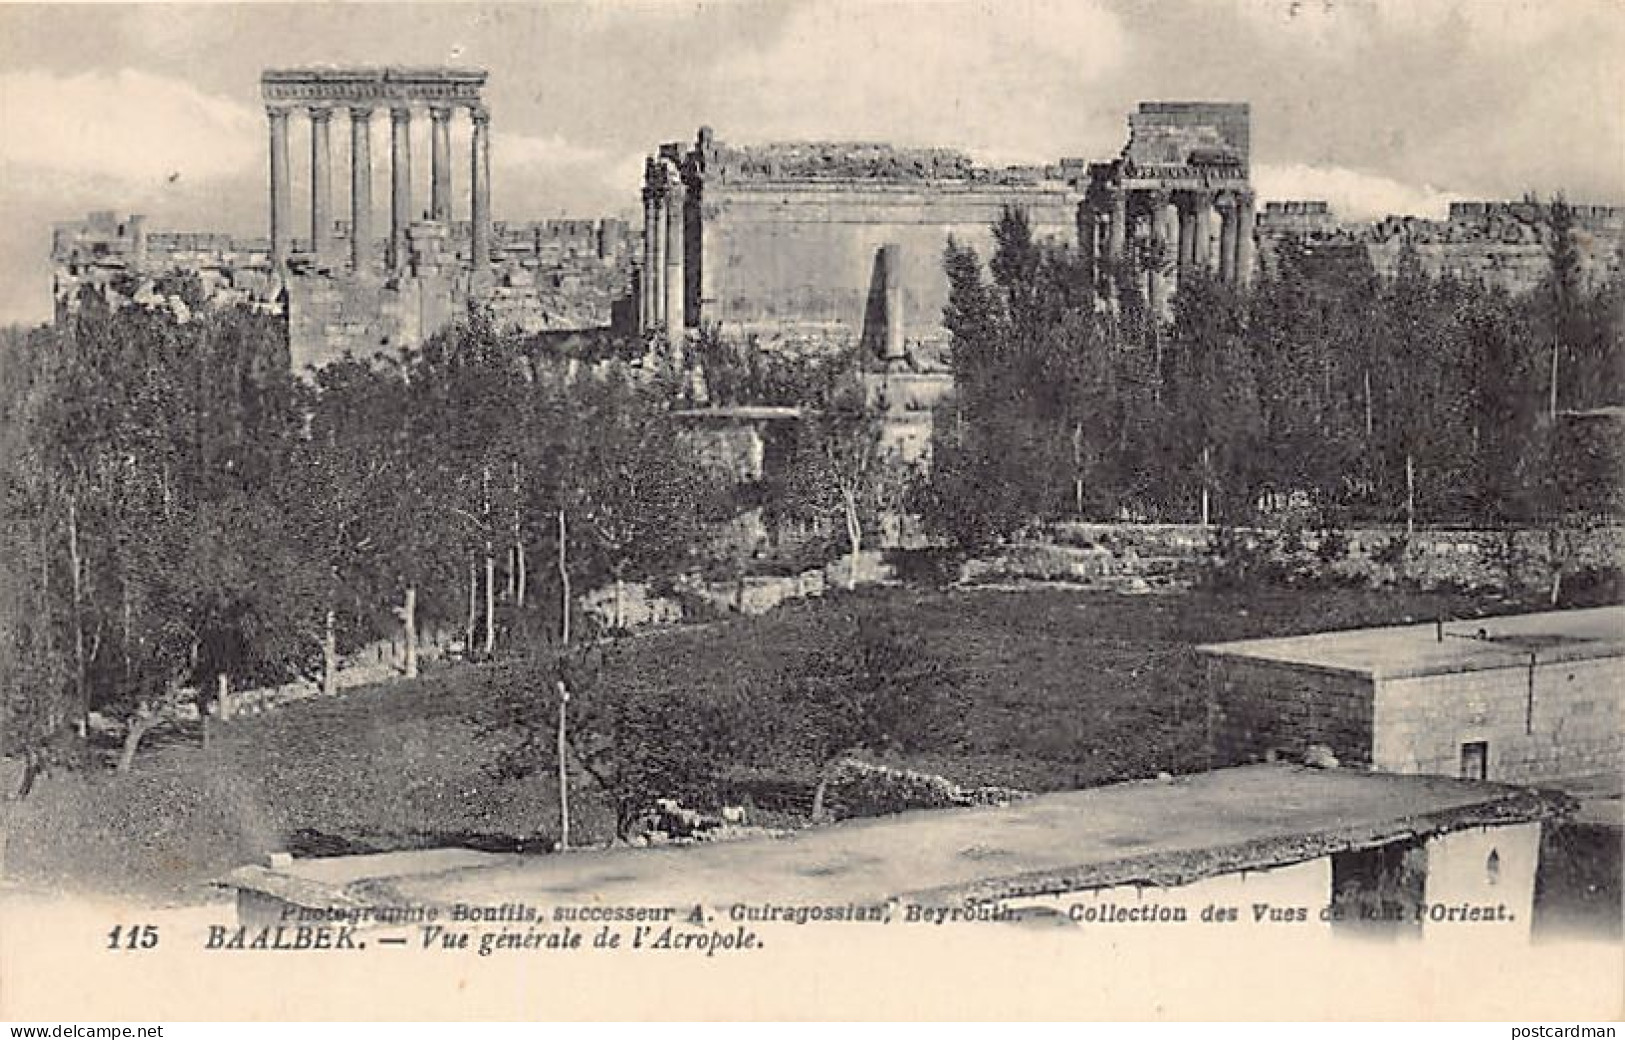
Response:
[639, 158, 686, 333]
[1091, 186, 1256, 296]
[267, 102, 490, 275]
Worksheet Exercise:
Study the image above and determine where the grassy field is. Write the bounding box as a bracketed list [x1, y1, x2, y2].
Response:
[2, 583, 1531, 903]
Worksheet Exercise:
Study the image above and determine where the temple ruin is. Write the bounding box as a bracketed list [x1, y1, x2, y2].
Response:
[1080, 101, 1256, 319]
[52, 66, 636, 371]
[259, 66, 493, 276]
[47, 89, 1623, 377]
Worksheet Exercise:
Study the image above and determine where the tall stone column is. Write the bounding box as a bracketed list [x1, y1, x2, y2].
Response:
[309, 106, 333, 265]
[349, 106, 374, 273]
[640, 181, 659, 331]
[267, 106, 291, 268]
[647, 175, 667, 328]
[1193, 190, 1215, 273]
[1107, 185, 1127, 262]
[470, 105, 491, 273]
[663, 165, 686, 333]
[1148, 191, 1176, 322]
[389, 106, 413, 272]
[1235, 191, 1256, 288]
[1177, 194, 1197, 274]
[429, 105, 453, 223]
[1217, 192, 1238, 284]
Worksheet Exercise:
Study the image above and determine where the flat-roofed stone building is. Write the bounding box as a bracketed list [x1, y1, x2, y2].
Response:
[1201, 605, 1625, 784]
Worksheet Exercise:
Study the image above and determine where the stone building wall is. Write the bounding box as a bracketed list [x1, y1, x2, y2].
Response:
[1205, 656, 1377, 768]
[1373, 656, 1625, 782]
[692, 179, 1080, 346]
[638, 130, 1088, 350]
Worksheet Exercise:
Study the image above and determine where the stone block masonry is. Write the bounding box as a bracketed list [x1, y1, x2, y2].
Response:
[1206, 655, 1376, 768]
[1375, 656, 1624, 782]
[639, 127, 1088, 345]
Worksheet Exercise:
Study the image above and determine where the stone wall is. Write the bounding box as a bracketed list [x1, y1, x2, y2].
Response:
[1205, 656, 1377, 768]
[1373, 657, 1625, 782]
[1125, 101, 1250, 170]
[1029, 522, 1625, 596]
[51, 211, 636, 371]
[1257, 198, 1625, 295]
[692, 180, 1081, 345]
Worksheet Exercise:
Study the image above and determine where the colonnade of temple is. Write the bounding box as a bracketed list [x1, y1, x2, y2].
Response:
[1084, 184, 1255, 314]
[266, 101, 490, 274]
[639, 157, 686, 333]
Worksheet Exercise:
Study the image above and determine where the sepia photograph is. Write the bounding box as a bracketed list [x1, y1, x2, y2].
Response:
[0, 0, 1621, 1024]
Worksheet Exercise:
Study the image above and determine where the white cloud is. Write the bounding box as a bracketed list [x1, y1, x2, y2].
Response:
[1225, 0, 1593, 56]
[1254, 162, 1463, 221]
[491, 132, 643, 217]
[0, 68, 260, 184]
[709, 0, 1127, 153]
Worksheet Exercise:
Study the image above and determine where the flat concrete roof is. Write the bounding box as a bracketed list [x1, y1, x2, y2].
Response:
[1198, 605, 1625, 680]
[227, 764, 1568, 913]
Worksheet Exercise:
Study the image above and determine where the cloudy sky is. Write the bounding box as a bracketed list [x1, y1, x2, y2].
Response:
[1, 0, 1621, 324]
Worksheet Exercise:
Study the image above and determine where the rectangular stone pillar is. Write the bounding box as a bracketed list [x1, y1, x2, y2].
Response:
[880, 242, 905, 364]
[309, 106, 333, 265]
[429, 106, 453, 223]
[470, 106, 490, 273]
[663, 167, 686, 333]
[267, 106, 291, 268]
[390, 107, 412, 271]
[349, 107, 373, 273]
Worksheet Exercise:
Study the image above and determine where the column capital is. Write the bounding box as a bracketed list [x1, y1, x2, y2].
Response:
[265, 104, 292, 123]
[348, 104, 374, 122]
[1215, 191, 1238, 212]
[308, 105, 335, 124]
[390, 105, 413, 125]
[469, 104, 491, 126]
[429, 104, 455, 123]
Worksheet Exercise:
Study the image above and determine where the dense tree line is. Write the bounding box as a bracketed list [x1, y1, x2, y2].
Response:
[922, 203, 1624, 548]
[0, 296, 743, 789]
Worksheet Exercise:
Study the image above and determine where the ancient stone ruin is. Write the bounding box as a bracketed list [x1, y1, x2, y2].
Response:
[53, 66, 636, 371]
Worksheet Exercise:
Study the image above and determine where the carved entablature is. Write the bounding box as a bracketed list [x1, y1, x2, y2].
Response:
[261, 67, 488, 107]
[1119, 161, 1250, 191]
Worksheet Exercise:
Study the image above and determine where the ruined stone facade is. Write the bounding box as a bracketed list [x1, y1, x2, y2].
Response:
[53, 67, 636, 372]
[638, 126, 1091, 351]
[1081, 102, 1256, 319]
[1257, 198, 1625, 293]
[634, 107, 1260, 462]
